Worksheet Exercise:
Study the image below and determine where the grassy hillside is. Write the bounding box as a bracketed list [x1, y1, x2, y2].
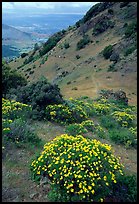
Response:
[9, 2, 137, 105]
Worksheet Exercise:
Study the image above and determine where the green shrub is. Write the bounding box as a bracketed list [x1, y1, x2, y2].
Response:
[24, 55, 34, 65]
[5, 118, 41, 145]
[124, 45, 136, 56]
[2, 63, 27, 97]
[107, 63, 117, 72]
[76, 35, 90, 50]
[100, 115, 119, 129]
[111, 111, 135, 128]
[31, 134, 124, 202]
[102, 45, 113, 59]
[65, 123, 88, 136]
[108, 9, 114, 15]
[64, 43, 70, 49]
[93, 20, 114, 35]
[124, 21, 137, 38]
[109, 128, 137, 148]
[45, 102, 87, 125]
[29, 70, 34, 75]
[39, 31, 65, 57]
[16, 78, 64, 120]
[21, 52, 28, 58]
[25, 67, 32, 72]
[111, 173, 137, 202]
[76, 55, 80, 59]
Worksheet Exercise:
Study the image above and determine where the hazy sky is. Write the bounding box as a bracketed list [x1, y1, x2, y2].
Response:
[2, 2, 99, 14]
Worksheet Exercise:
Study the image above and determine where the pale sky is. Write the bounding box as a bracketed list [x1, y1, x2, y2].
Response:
[2, 2, 99, 14]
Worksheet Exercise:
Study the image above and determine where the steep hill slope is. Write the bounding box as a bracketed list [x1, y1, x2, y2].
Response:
[9, 2, 137, 105]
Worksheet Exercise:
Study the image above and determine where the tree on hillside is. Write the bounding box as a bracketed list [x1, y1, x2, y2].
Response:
[2, 61, 27, 97]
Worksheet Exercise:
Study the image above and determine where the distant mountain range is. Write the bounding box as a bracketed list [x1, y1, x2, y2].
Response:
[2, 24, 35, 58]
[2, 24, 32, 41]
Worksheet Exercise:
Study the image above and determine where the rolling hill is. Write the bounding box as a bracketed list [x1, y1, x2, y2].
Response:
[8, 2, 137, 105]
[2, 24, 34, 58]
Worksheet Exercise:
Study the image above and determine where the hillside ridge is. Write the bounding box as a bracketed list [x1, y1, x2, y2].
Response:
[8, 2, 137, 105]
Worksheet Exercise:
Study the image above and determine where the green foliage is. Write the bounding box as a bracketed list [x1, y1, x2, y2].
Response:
[76, 35, 90, 50]
[29, 70, 34, 75]
[2, 62, 27, 97]
[107, 63, 117, 72]
[109, 128, 137, 148]
[93, 19, 114, 35]
[4, 118, 41, 145]
[2, 98, 41, 147]
[45, 102, 87, 125]
[100, 115, 118, 129]
[111, 173, 137, 202]
[31, 134, 124, 202]
[39, 31, 65, 57]
[124, 45, 136, 56]
[24, 55, 34, 65]
[64, 42, 70, 49]
[102, 45, 113, 59]
[124, 21, 137, 38]
[21, 52, 28, 58]
[76, 55, 81, 59]
[25, 67, 32, 72]
[108, 9, 114, 15]
[16, 78, 63, 120]
[65, 123, 88, 136]
[34, 43, 39, 51]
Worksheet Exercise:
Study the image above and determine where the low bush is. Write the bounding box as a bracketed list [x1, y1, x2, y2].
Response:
[111, 173, 137, 202]
[21, 52, 28, 58]
[124, 45, 136, 56]
[111, 111, 135, 128]
[16, 78, 64, 120]
[45, 102, 87, 125]
[2, 62, 27, 97]
[4, 118, 41, 145]
[102, 45, 113, 59]
[124, 21, 137, 38]
[76, 35, 90, 50]
[108, 9, 114, 15]
[65, 123, 88, 136]
[31, 134, 124, 202]
[76, 55, 80, 59]
[39, 31, 65, 57]
[109, 128, 137, 148]
[107, 63, 117, 72]
[93, 19, 114, 35]
[64, 43, 70, 49]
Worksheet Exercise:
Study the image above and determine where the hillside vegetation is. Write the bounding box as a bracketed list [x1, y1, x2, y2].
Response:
[2, 2, 137, 202]
[9, 2, 137, 105]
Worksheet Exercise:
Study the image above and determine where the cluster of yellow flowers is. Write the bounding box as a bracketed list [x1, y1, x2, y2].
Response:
[46, 103, 87, 124]
[92, 102, 110, 115]
[2, 98, 31, 136]
[31, 134, 124, 201]
[111, 111, 135, 127]
[2, 98, 31, 117]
